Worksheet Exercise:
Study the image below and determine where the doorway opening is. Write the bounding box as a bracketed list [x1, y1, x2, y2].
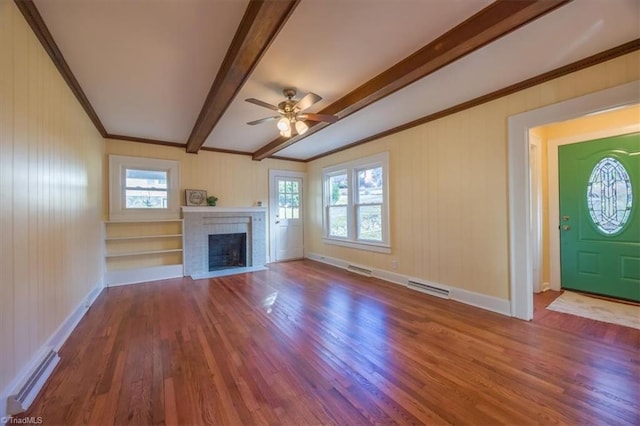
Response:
[508, 80, 639, 320]
[529, 104, 640, 296]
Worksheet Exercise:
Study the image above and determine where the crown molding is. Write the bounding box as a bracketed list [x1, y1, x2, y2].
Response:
[105, 134, 185, 148]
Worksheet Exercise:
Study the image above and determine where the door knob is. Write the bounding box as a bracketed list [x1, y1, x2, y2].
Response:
[562, 225, 570, 231]
[275, 221, 280, 224]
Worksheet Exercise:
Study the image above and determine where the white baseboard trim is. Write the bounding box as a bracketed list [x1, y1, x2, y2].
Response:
[105, 264, 184, 287]
[50, 285, 103, 352]
[450, 287, 511, 316]
[2, 283, 104, 419]
[306, 252, 511, 317]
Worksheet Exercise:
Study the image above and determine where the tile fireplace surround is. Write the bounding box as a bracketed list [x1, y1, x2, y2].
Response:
[182, 207, 267, 279]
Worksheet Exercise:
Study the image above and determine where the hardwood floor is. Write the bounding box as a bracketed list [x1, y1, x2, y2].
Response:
[19, 260, 640, 425]
[533, 290, 639, 351]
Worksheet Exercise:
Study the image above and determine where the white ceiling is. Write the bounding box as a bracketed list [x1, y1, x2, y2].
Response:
[33, 0, 640, 160]
[35, 0, 250, 143]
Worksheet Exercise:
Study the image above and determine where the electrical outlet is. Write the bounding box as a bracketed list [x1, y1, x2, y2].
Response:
[391, 260, 398, 270]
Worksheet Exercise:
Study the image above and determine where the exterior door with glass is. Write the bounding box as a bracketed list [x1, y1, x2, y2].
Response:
[558, 133, 639, 301]
[271, 173, 303, 261]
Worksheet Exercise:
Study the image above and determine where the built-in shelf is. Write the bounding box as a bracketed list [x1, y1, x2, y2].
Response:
[106, 248, 183, 258]
[105, 218, 183, 223]
[104, 219, 184, 286]
[106, 234, 182, 241]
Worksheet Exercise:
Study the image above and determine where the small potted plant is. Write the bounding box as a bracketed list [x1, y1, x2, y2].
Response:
[207, 196, 218, 206]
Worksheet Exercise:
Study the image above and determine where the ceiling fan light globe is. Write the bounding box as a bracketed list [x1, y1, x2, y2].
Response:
[295, 120, 308, 135]
[277, 117, 290, 132]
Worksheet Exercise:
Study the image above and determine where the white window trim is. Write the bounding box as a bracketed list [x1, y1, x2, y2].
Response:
[109, 155, 180, 221]
[322, 152, 390, 253]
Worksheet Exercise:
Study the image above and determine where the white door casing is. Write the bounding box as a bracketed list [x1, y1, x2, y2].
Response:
[528, 133, 543, 293]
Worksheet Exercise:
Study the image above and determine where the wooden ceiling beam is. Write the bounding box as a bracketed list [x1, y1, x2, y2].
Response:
[252, 0, 571, 161]
[305, 39, 640, 162]
[185, 0, 299, 154]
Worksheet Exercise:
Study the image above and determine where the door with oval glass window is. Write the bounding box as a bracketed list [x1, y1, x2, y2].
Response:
[558, 133, 639, 301]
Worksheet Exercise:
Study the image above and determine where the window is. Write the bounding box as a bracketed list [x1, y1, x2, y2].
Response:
[587, 157, 632, 235]
[125, 169, 168, 209]
[278, 178, 301, 219]
[109, 155, 180, 221]
[322, 152, 390, 253]
[327, 172, 348, 237]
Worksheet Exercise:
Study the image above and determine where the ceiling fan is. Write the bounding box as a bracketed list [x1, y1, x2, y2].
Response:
[245, 88, 338, 137]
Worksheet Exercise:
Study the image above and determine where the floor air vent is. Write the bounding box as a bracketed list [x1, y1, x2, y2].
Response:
[347, 264, 373, 277]
[407, 280, 450, 299]
[7, 349, 60, 415]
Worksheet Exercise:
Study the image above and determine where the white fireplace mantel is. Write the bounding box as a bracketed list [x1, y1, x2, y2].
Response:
[181, 206, 266, 214]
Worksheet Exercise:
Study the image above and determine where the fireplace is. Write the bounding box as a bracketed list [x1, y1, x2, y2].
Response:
[182, 206, 267, 278]
[209, 233, 247, 271]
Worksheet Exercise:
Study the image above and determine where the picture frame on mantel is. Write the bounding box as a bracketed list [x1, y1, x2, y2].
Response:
[185, 189, 207, 206]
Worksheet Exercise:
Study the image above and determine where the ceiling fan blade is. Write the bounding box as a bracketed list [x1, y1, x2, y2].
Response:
[294, 92, 322, 111]
[300, 113, 338, 123]
[247, 116, 280, 125]
[245, 98, 280, 111]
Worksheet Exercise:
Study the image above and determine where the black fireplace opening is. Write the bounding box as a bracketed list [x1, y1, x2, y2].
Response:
[208, 233, 247, 271]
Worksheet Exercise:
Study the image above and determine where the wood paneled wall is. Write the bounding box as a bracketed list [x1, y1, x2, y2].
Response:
[306, 51, 640, 301]
[0, 0, 104, 394]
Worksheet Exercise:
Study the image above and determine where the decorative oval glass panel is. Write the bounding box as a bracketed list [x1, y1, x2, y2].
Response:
[586, 157, 633, 235]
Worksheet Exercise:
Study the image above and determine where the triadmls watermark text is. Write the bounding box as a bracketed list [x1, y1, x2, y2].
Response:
[1, 417, 43, 425]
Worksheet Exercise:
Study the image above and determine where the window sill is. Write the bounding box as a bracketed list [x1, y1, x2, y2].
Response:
[322, 237, 391, 254]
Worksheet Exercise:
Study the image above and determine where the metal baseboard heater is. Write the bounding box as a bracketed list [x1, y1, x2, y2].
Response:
[346, 264, 373, 277]
[7, 349, 60, 415]
[407, 280, 450, 299]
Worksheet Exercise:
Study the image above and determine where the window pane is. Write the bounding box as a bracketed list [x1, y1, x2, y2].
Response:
[125, 169, 168, 209]
[126, 189, 167, 208]
[126, 169, 167, 190]
[358, 166, 383, 204]
[329, 173, 348, 205]
[358, 204, 382, 241]
[329, 206, 348, 237]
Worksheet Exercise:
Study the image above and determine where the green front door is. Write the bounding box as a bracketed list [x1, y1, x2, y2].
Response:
[558, 133, 640, 302]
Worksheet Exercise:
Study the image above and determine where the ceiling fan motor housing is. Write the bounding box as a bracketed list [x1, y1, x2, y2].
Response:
[279, 88, 298, 115]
